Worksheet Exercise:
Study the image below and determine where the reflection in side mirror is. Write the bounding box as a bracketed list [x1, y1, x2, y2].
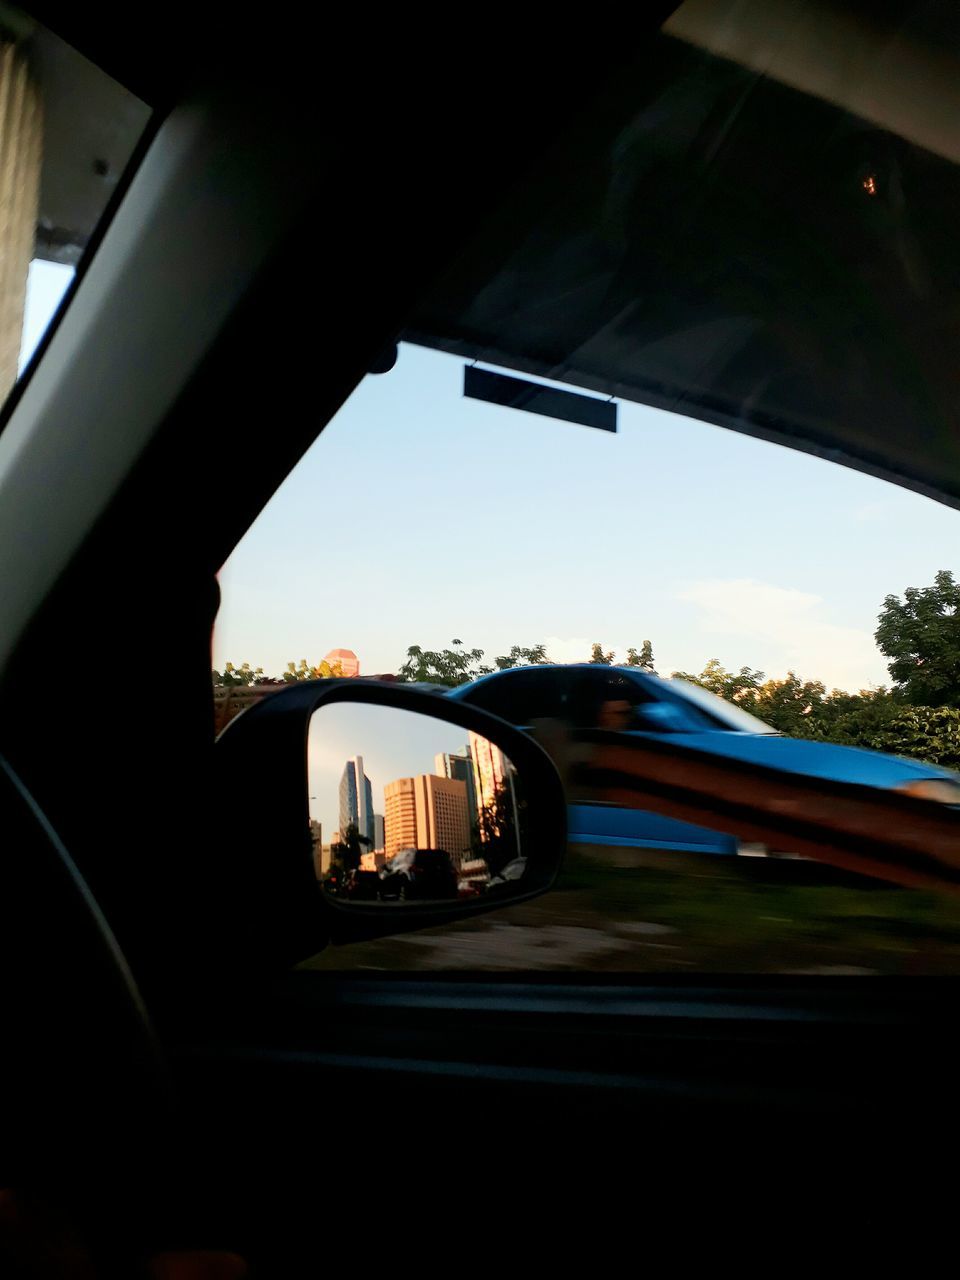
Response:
[309, 703, 526, 909]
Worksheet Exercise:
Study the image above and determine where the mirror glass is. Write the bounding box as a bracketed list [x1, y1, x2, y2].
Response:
[309, 703, 526, 906]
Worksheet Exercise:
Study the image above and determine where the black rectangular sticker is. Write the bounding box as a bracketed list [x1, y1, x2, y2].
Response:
[463, 366, 617, 432]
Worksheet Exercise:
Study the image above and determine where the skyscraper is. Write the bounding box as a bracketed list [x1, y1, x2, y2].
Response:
[339, 755, 375, 846]
[309, 820, 323, 878]
[469, 732, 508, 814]
[469, 732, 518, 847]
[325, 648, 360, 677]
[384, 778, 418, 859]
[435, 749, 477, 822]
[361, 766, 373, 845]
[383, 774, 470, 861]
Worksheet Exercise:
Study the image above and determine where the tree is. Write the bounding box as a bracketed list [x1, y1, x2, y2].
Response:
[671, 658, 764, 706]
[668, 661, 895, 739]
[801, 687, 896, 743]
[282, 657, 343, 682]
[750, 672, 827, 735]
[875, 570, 960, 706]
[213, 659, 342, 686]
[471, 780, 520, 878]
[589, 643, 615, 665]
[397, 640, 491, 687]
[212, 661, 272, 687]
[626, 640, 655, 671]
[808, 702, 960, 771]
[666, 648, 959, 769]
[493, 644, 550, 670]
[332, 822, 371, 873]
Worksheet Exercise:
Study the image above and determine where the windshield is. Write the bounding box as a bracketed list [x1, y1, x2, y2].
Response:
[666, 679, 779, 735]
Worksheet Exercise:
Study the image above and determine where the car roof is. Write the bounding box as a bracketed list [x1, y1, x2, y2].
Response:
[450, 664, 660, 693]
[459, 663, 657, 678]
[407, 4, 960, 510]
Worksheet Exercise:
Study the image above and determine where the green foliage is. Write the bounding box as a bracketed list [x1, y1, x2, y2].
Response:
[751, 672, 828, 735]
[875, 570, 960, 706]
[396, 640, 492, 687]
[788, 688, 898, 743]
[397, 640, 555, 684]
[589, 643, 615, 665]
[494, 644, 550, 670]
[671, 658, 765, 704]
[670, 657, 960, 771]
[806, 704, 960, 772]
[213, 659, 340, 687]
[626, 640, 656, 671]
[282, 657, 343, 681]
[212, 661, 268, 687]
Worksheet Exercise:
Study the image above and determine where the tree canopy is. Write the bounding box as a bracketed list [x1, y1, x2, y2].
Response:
[876, 569, 960, 706]
[215, 572, 960, 770]
[213, 659, 340, 687]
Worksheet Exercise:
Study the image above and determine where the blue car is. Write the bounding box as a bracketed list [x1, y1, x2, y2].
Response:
[448, 665, 960, 855]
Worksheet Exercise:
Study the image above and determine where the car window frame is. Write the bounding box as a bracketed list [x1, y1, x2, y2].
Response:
[459, 667, 569, 725]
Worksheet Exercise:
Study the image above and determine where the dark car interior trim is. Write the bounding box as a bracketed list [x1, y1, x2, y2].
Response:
[1, 3, 957, 1261]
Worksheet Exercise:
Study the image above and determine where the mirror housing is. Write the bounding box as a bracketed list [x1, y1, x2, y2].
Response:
[214, 680, 566, 968]
[633, 702, 691, 732]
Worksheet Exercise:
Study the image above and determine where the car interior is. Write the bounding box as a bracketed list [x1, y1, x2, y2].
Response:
[1, 1, 959, 1270]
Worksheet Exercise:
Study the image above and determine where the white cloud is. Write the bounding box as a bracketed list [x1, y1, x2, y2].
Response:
[852, 501, 888, 524]
[543, 635, 666, 670]
[676, 578, 887, 692]
[543, 636, 595, 664]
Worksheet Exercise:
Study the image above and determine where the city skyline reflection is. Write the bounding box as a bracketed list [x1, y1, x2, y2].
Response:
[308, 703, 524, 905]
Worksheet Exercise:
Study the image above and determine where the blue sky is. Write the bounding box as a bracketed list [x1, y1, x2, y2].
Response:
[16, 260, 958, 698]
[17, 263, 956, 698]
[214, 341, 958, 694]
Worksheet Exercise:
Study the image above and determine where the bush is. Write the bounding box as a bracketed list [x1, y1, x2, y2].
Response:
[799, 704, 960, 772]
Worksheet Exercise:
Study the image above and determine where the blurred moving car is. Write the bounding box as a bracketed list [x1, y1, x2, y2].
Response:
[378, 848, 460, 900]
[344, 870, 381, 900]
[449, 665, 960, 854]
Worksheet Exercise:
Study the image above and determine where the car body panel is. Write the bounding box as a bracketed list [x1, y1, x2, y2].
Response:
[568, 801, 738, 854]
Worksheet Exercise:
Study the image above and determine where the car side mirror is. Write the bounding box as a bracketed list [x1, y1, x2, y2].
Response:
[214, 681, 566, 967]
[633, 702, 691, 732]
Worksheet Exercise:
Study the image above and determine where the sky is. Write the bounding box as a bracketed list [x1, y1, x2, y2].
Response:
[214, 341, 959, 695]
[13, 264, 958, 700]
[18, 259, 73, 374]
